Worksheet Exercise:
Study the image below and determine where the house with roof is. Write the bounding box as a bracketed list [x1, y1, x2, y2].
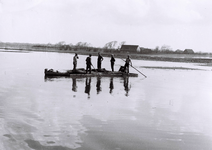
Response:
[120, 45, 140, 53]
[184, 49, 194, 54]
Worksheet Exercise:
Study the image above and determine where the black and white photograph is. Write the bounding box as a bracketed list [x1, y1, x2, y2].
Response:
[0, 0, 212, 149]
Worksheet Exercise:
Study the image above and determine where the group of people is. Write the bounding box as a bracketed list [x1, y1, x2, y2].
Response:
[85, 52, 109, 73]
[73, 52, 132, 73]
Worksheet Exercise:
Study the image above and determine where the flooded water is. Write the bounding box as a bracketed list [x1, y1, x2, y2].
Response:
[1, 50, 212, 150]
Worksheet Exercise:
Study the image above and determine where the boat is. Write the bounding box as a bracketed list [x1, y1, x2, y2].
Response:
[44, 68, 138, 78]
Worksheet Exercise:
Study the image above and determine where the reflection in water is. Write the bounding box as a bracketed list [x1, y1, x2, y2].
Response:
[96, 77, 102, 94]
[44, 76, 56, 82]
[85, 77, 91, 99]
[109, 77, 114, 94]
[72, 78, 77, 92]
[124, 77, 131, 97]
[44, 77, 132, 97]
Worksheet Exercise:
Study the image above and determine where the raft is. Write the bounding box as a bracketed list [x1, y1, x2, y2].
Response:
[44, 68, 138, 78]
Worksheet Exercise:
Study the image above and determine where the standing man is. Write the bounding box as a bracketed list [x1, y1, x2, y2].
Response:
[97, 52, 103, 71]
[86, 54, 92, 74]
[110, 54, 115, 72]
[73, 53, 79, 70]
[124, 55, 132, 73]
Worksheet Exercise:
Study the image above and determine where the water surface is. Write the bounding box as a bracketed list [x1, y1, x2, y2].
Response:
[0, 50, 212, 150]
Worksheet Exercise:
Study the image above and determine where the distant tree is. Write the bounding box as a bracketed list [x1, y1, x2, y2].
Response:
[57, 41, 66, 46]
[161, 45, 170, 51]
[119, 41, 126, 47]
[104, 41, 117, 49]
[153, 46, 160, 53]
[68, 43, 74, 50]
[75, 42, 91, 50]
[117, 41, 126, 50]
[55, 41, 66, 50]
[83, 42, 92, 47]
[175, 49, 183, 54]
[75, 42, 91, 47]
[75, 42, 82, 47]
[160, 45, 173, 53]
[112, 41, 117, 48]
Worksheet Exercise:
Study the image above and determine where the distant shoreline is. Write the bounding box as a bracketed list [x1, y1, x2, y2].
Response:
[1, 47, 212, 65]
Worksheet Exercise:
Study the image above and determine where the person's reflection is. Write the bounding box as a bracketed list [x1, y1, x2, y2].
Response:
[72, 78, 77, 92]
[85, 77, 91, 99]
[124, 77, 130, 96]
[109, 77, 114, 94]
[96, 77, 102, 94]
[44, 76, 52, 82]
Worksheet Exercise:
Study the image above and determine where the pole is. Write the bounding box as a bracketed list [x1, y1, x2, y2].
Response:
[121, 58, 147, 78]
[91, 64, 97, 72]
[130, 65, 147, 78]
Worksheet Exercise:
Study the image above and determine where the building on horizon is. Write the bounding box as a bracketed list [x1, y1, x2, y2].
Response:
[184, 49, 194, 54]
[120, 45, 140, 53]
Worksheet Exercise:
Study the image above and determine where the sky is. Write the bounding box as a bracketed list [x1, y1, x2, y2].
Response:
[0, 0, 212, 52]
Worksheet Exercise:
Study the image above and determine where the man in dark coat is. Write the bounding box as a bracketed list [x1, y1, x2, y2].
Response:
[97, 52, 103, 71]
[124, 55, 132, 73]
[86, 54, 92, 74]
[110, 54, 115, 72]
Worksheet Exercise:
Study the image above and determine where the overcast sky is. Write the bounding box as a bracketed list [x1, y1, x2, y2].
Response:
[0, 0, 212, 52]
